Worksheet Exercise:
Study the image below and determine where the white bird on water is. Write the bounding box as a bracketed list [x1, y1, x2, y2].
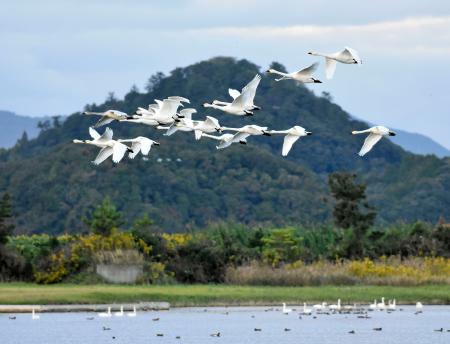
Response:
[352, 126, 396, 157]
[308, 47, 361, 79]
[377, 297, 386, 310]
[282, 303, 292, 314]
[266, 62, 322, 83]
[268, 126, 312, 156]
[31, 308, 40, 320]
[118, 137, 160, 159]
[73, 127, 132, 165]
[329, 299, 341, 311]
[127, 306, 137, 317]
[203, 74, 262, 116]
[388, 299, 396, 311]
[115, 305, 124, 317]
[83, 110, 130, 128]
[98, 307, 112, 318]
[302, 303, 312, 315]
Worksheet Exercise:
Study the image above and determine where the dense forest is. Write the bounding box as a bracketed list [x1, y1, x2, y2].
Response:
[0, 57, 449, 234]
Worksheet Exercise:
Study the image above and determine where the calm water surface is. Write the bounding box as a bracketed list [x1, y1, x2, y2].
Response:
[1, 306, 450, 344]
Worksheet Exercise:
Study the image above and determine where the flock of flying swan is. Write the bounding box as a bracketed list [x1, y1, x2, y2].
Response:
[73, 47, 396, 165]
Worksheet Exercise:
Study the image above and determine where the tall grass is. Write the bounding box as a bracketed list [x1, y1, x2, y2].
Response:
[226, 257, 450, 286]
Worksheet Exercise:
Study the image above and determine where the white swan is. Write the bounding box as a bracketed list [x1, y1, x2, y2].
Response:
[193, 116, 222, 140]
[302, 303, 312, 315]
[416, 302, 423, 311]
[31, 308, 40, 320]
[369, 299, 377, 310]
[83, 110, 130, 128]
[377, 297, 386, 310]
[329, 299, 341, 311]
[282, 303, 292, 314]
[127, 306, 137, 317]
[351, 126, 396, 156]
[217, 125, 270, 149]
[201, 133, 244, 149]
[164, 109, 198, 136]
[133, 98, 186, 125]
[98, 307, 112, 317]
[268, 126, 312, 156]
[313, 302, 326, 310]
[387, 299, 396, 311]
[118, 137, 159, 159]
[308, 47, 361, 79]
[73, 127, 132, 165]
[114, 305, 124, 317]
[203, 74, 261, 116]
[267, 62, 322, 83]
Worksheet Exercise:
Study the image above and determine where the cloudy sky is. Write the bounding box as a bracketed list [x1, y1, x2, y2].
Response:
[1, 0, 450, 148]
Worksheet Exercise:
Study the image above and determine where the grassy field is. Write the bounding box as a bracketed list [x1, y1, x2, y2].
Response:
[0, 284, 449, 306]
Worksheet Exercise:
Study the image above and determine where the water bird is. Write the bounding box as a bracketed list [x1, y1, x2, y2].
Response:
[156, 333, 164, 337]
[349, 330, 355, 334]
[118, 137, 159, 159]
[329, 299, 341, 311]
[203, 74, 261, 116]
[176, 336, 181, 339]
[373, 327, 382, 331]
[434, 328, 444, 332]
[114, 305, 124, 317]
[377, 297, 386, 310]
[73, 127, 132, 165]
[86, 316, 94, 320]
[387, 299, 396, 311]
[284, 328, 291, 332]
[302, 303, 313, 315]
[352, 126, 396, 156]
[83, 110, 129, 128]
[313, 302, 327, 310]
[152, 317, 160, 321]
[210, 332, 221, 337]
[98, 307, 112, 318]
[416, 302, 423, 311]
[31, 308, 40, 320]
[102, 326, 111, 331]
[268, 126, 312, 156]
[282, 303, 292, 314]
[9, 316, 16, 320]
[267, 62, 322, 83]
[254, 328, 262, 332]
[308, 47, 361, 79]
[217, 125, 270, 149]
[127, 306, 137, 317]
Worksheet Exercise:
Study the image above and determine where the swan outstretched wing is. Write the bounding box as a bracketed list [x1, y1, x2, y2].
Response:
[228, 88, 241, 100]
[97, 127, 113, 142]
[358, 133, 382, 156]
[165, 124, 179, 136]
[94, 116, 115, 128]
[139, 138, 153, 156]
[89, 127, 101, 140]
[204, 116, 220, 128]
[325, 58, 337, 79]
[128, 141, 142, 159]
[282, 134, 300, 156]
[112, 142, 129, 163]
[92, 147, 113, 165]
[179, 108, 196, 120]
[293, 62, 319, 77]
[158, 99, 182, 118]
[241, 74, 261, 106]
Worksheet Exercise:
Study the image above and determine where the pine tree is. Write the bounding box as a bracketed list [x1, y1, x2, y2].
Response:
[0, 193, 15, 244]
[328, 172, 376, 258]
[84, 198, 123, 236]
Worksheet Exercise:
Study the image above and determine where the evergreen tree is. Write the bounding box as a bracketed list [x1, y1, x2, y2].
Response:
[328, 172, 376, 258]
[84, 198, 123, 236]
[0, 193, 14, 244]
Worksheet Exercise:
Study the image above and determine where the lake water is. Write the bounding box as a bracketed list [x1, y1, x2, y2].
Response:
[1, 306, 449, 344]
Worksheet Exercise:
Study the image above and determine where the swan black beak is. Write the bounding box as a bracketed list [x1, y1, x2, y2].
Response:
[216, 127, 223, 132]
[126, 116, 135, 119]
[127, 148, 134, 153]
[262, 131, 271, 136]
[265, 69, 271, 73]
[244, 111, 254, 116]
[239, 140, 247, 145]
[389, 132, 396, 136]
[306, 132, 312, 135]
[154, 142, 160, 146]
[313, 79, 322, 83]
[253, 106, 261, 111]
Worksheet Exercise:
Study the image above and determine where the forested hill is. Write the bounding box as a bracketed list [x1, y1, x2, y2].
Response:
[1, 57, 449, 234]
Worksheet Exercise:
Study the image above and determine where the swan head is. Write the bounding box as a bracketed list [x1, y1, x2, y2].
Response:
[266, 69, 274, 73]
[153, 141, 160, 146]
[388, 131, 396, 136]
[308, 51, 318, 56]
[351, 131, 358, 135]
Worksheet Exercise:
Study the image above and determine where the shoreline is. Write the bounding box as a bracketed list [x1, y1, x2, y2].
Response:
[1, 284, 449, 310]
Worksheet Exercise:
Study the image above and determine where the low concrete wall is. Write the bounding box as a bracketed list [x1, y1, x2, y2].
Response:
[96, 264, 143, 283]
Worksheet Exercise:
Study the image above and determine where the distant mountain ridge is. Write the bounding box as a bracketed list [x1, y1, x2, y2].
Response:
[0, 111, 50, 148]
[390, 129, 450, 158]
[0, 57, 449, 234]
